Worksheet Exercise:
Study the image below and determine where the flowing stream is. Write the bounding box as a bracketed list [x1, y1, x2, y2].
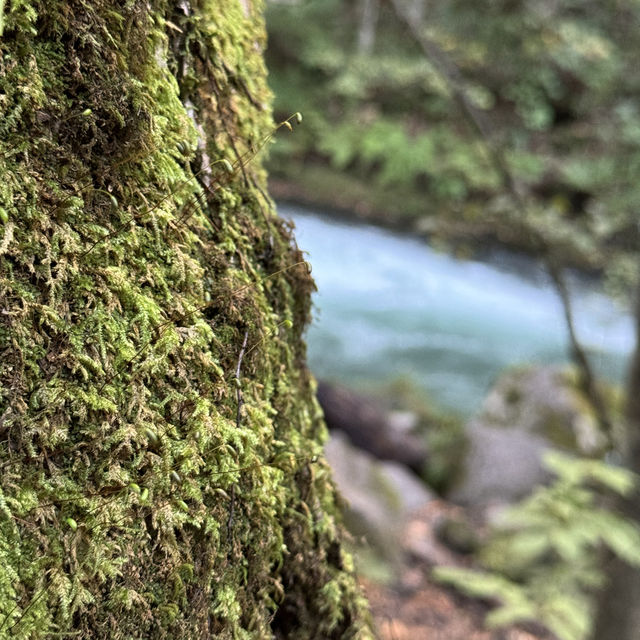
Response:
[282, 203, 635, 417]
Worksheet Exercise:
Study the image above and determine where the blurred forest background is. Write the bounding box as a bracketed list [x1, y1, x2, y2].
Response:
[266, 0, 640, 277]
[263, 1, 640, 639]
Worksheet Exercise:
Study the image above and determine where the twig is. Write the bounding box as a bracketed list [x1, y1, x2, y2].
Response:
[548, 260, 612, 435]
[389, 0, 520, 202]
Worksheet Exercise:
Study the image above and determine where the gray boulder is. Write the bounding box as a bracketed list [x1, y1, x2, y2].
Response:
[449, 365, 607, 508]
[325, 432, 435, 561]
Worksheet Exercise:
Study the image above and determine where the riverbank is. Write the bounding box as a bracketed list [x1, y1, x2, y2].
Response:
[293, 200, 633, 637]
[269, 170, 606, 273]
[320, 368, 599, 640]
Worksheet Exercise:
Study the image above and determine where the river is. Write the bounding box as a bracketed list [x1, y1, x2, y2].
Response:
[282, 204, 635, 416]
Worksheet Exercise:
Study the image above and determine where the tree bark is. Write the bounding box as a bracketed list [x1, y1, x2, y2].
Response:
[591, 284, 640, 640]
[357, 0, 380, 55]
[0, 1, 371, 638]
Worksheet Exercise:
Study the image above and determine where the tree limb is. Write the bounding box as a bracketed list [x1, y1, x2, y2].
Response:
[389, 0, 613, 438]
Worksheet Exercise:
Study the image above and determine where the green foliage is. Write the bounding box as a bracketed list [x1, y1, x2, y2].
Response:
[434, 452, 640, 640]
[265, 0, 640, 273]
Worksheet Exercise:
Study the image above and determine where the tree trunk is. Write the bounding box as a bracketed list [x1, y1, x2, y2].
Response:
[357, 0, 379, 55]
[591, 286, 640, 639]
[0, 2, 371, 638]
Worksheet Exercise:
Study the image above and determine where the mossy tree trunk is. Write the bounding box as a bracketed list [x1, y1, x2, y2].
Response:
[0, 2, 371, 638]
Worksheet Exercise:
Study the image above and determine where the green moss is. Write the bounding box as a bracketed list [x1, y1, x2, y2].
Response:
[0, 1, 371, 638]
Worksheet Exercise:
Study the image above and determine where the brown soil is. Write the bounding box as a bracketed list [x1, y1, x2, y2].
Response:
[357, 501, 552, 640]
[362, 574, 547, 640]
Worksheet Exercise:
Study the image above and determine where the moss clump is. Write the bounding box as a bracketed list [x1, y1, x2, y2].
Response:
[0, 1, 371, 638]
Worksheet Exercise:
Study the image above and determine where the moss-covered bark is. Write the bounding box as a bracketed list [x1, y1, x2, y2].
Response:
[0, 1, 371, 638]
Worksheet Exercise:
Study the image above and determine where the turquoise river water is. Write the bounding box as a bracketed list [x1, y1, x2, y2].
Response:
[282, 204, 635, 417]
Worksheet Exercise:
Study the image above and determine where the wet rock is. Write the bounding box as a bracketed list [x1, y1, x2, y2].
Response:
[449, 365, 607, 508]
[387, 410, 420, 434]
[479, 365, 605, 454]
[325, 432, 435, 561]
[449, 422, 551, 506]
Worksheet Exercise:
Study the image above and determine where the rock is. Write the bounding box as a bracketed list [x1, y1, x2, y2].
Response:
[387, 410, 420, 434]
[479, 365, 606, 454]
[317, 380, 428, 473]
[448, 421, 551, 506]
[325, 432, 435, 561]
[401, 502, 470, 568]
[448, 365, 607, 508]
